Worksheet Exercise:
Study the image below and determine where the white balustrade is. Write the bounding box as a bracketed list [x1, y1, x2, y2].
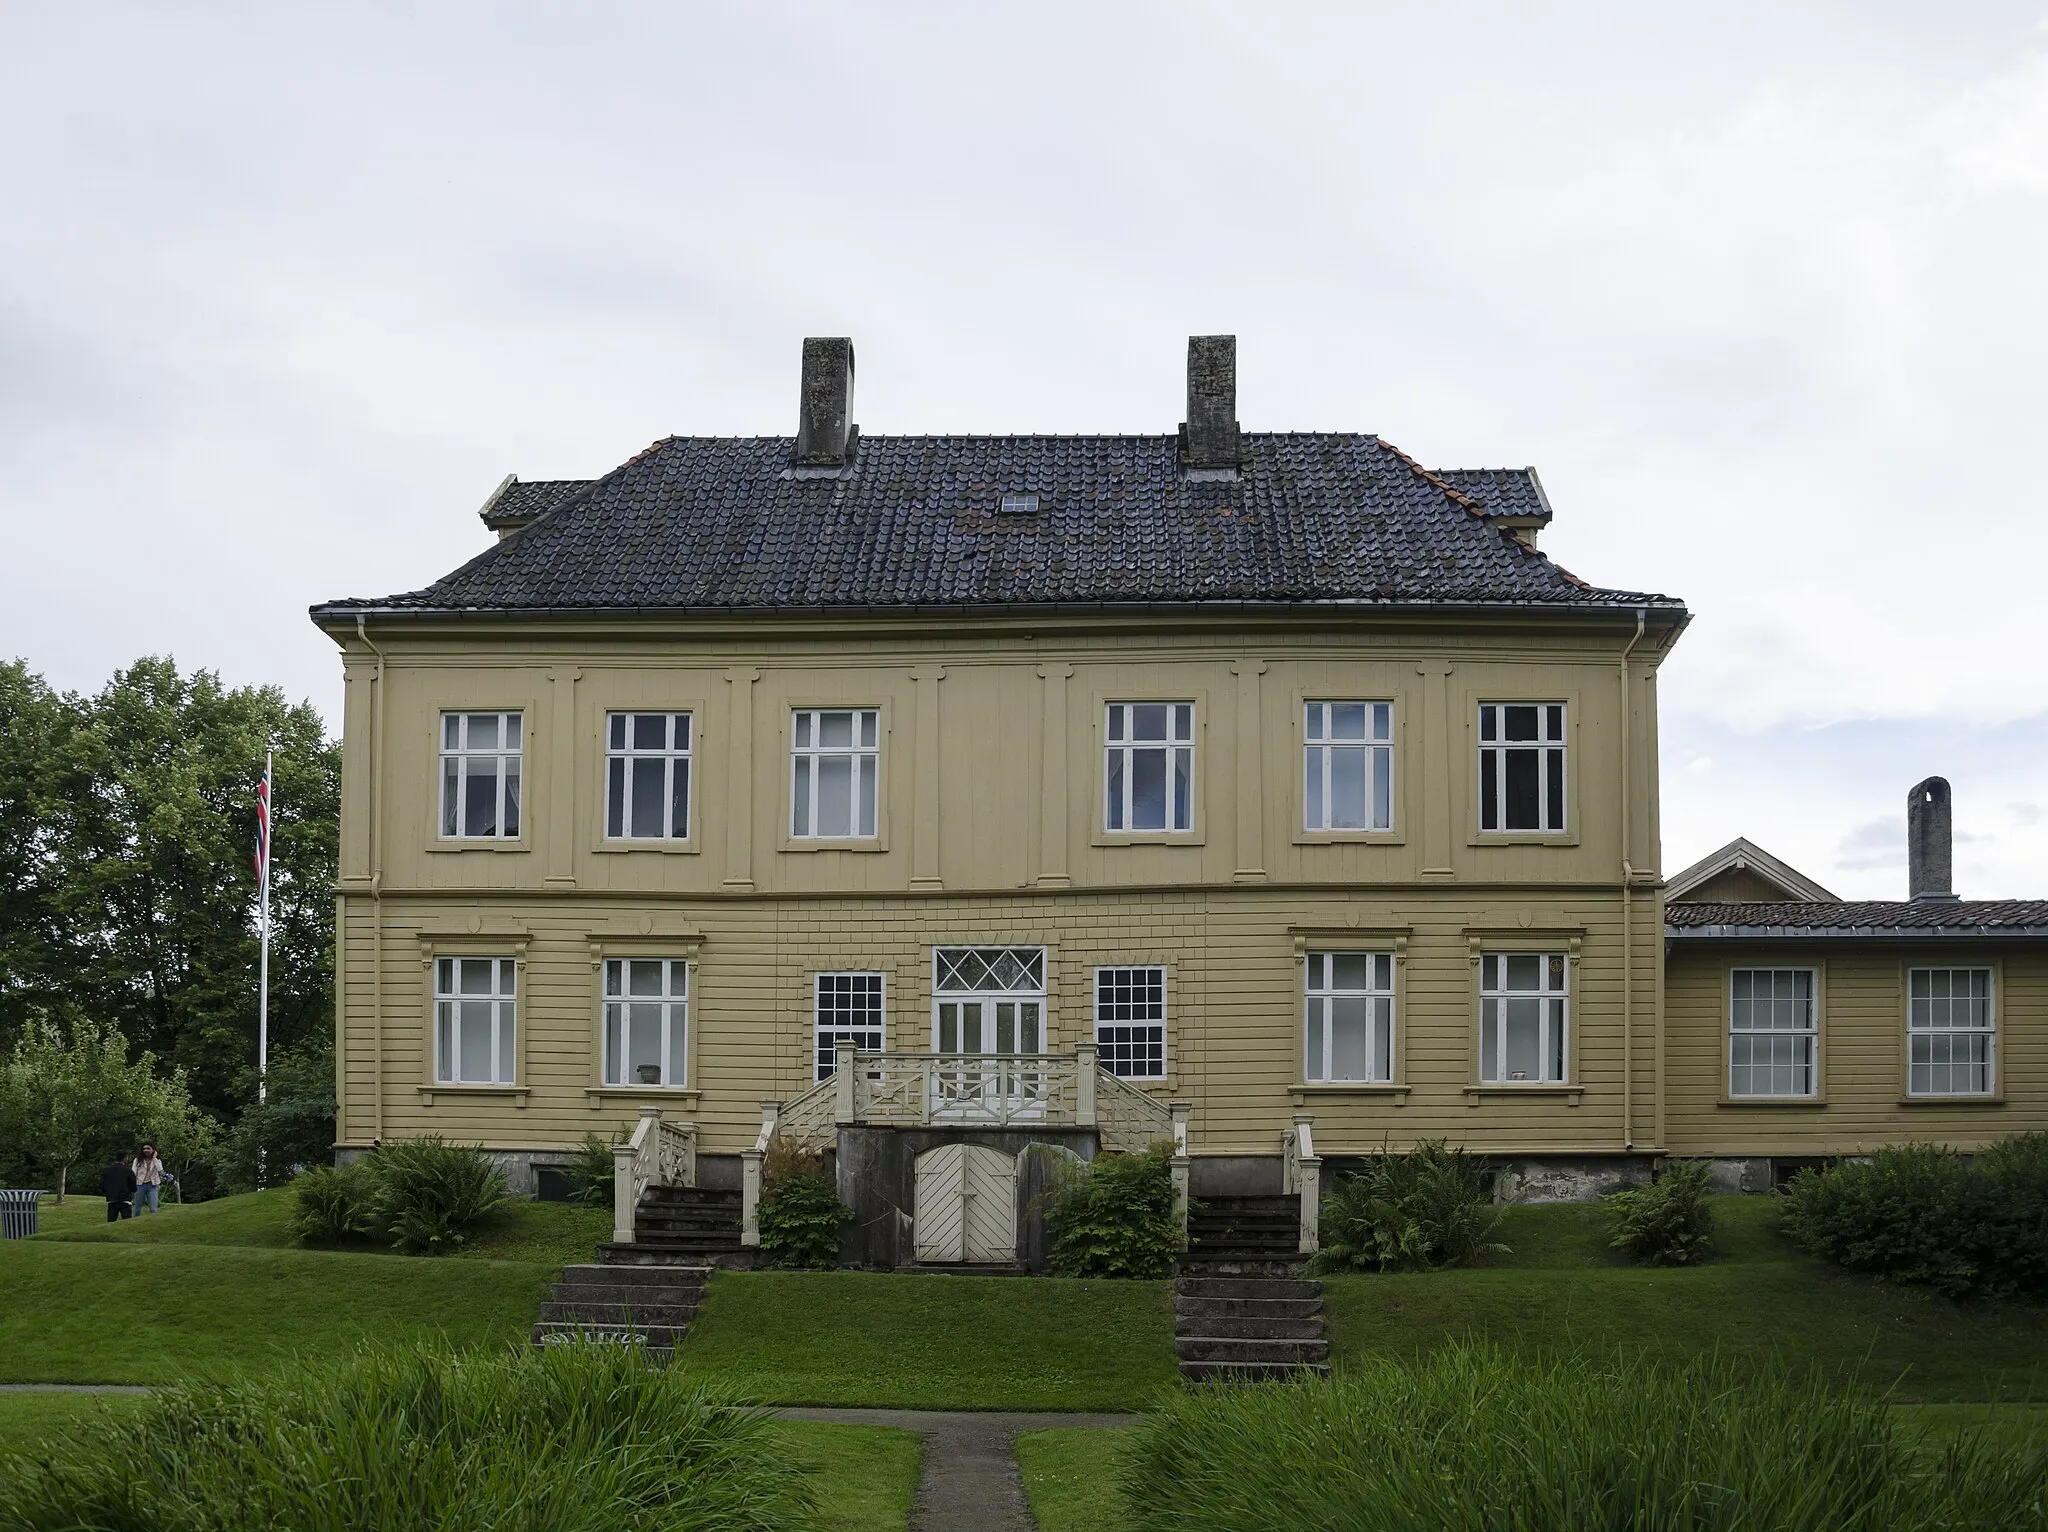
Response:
[611, 1106, 697, 1246]
[1283, 1111, 1321, 1255]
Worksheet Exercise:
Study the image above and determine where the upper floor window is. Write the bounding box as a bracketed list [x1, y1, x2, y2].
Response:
[606, 712, 692, 841]
[1909, 968, 1995, 1097]
[440, 712, 521, 839]
[435, 956, 515, 1085]
[1305, 951, 1393, 1083]
[1479, 703, 1565, 833]
[1106, 703, 1193, 833]
[603, 958, 688, 1088]
[1480, 952, 1567, 1083]
[1729, 968, 1817, 1098]
[816, 971, 885, 1081]
[791, 709, 878, 839]
[1095, 966, 1167, 1079]
[1304, 702, 1392, 832]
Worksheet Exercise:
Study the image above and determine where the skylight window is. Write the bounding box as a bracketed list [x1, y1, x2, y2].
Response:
[999, 493, 1040, 515]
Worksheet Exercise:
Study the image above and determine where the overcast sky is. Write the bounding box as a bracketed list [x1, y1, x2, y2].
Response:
[3, 2, 2045, 898]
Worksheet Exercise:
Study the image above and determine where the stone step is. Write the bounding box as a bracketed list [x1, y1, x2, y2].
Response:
[1173, 1295, 1322, 1322]
[549, 1281, 705, 1309]
[1173, 1313, 1324, 1341]
[1179, 1359, 1331, 1383]
[532, 1321, 685, 1349]
[564, 1260, 713, 1285]
[539, 1300, 699, 1328]
[597, 1242, 740, 1268]
[634, 1215, 743, 1235]
[629, 1228, 746, 1246]
[1182, 1245, 1304, 1263]
[1175, 1335, 1331, 1365]
[1174, 1274, 1321, 1299]
[642, 1187, 742, 1202]
[1191, 1196, 1300, 1213]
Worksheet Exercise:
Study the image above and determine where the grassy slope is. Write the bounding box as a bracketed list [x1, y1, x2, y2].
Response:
[673, 1272, 1178, 1411]
[1016, 1427, 1139, 1532]
[0, 1394, 147, 1451]
[770, 1421, 922, 1532]
[1322, 1197, 2048, 1403]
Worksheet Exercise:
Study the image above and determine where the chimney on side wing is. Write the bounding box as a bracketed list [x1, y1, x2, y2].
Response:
[793, 337, 857, 467]
[1181, 335, 1240, 470]
[1908, 776, 1959, 902]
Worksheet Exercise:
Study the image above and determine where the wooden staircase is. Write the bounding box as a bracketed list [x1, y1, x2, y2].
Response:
[1174, 1193, 1329, 1380]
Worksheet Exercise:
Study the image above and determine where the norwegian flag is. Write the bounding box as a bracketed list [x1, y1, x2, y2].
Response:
[255, 758, 272, 881]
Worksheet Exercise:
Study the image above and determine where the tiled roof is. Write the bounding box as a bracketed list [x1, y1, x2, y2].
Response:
[1435, 468, 1552, 522]
[479, 478, 592, 530]
[316, 434, 1681, 617]
[1666, 900, 2048, 934]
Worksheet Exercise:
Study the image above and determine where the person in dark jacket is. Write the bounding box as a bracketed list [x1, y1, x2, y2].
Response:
[99, 1158, 136, 1221]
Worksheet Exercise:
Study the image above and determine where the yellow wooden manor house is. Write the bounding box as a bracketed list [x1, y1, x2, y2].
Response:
[313, 337, 2047, 1269]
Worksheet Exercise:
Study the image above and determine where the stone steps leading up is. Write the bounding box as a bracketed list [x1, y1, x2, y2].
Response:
[532, 1255, 716, 1355]
[1174, 1195, 1327, 1382]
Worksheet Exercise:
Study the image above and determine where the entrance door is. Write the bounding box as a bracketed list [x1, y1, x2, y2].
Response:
[932, 947, 1046, 1121]
[913, 1143, 1018, 1264]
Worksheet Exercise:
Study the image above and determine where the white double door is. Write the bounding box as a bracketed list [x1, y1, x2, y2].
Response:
[932, 995, 1045, 1120]
[913, 1143, 1017, 1264]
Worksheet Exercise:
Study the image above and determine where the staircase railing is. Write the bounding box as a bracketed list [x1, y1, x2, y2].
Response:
[1280, 1112, 1321, 1255]
[611, 1106, 697, 1246]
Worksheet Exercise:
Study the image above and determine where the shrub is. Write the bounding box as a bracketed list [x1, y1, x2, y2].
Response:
[288, 1161, 378, 1245]
[0, 1343, 819, 1532]
[1116, 1341, 2048, 1532]
[1041, 1145, 1184, 1278]
[1784, 1134, 2048, 1300]
[369, 1137, 511, 1256]
[1313, 1139, 1506, 1273]
[1606, 1158, 1715, 1265]
[757, 1145, 850, 1270]
[565, 1131, 618, 1209]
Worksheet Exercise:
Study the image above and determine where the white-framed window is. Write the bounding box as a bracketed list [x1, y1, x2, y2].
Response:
[1095, 966, 1166, 1079]
[1478, 703, 1565, 833]
[815, 971, 885, 1081]
[1105, 702, 1194, 832]
[434, 956, 516, 1085]
[791, 709, 879, 839]
[605, 712, 691, 840]
[602, 958, 688, 1088]
[440, 712, 522, 839]
[1909, 968, 1995, 1097]
[932, 947, 1044, 1054]
[1480, 952, 1568, 1083]
[1304, 702, 1393, 832]
[1305, 952, 1394, 1083]
[1729, 968, 1817, 1098]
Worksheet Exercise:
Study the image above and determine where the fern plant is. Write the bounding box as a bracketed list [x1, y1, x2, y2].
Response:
[1313, 1139, 1507, 1274]
[1606, 1158, 1715, 1265]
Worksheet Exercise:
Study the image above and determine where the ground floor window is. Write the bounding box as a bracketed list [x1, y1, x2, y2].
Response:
[1728, 967, 1816, 1098]
[1480, 952, 1567, 1083]
[1909, 968, 1994, 1096]
[435, 956, 516, 1085]
[603, 958, 688, 1088]
[815, 971, 885, 1080]
[933, 947, 1044, 1054]
[1095, 966, 1166, 1079]
[1305, 952, 1393, 1082]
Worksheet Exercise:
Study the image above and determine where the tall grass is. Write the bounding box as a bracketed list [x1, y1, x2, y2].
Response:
[1119, 1341, 2047, 1531]
[0, 1343, 818, 1532]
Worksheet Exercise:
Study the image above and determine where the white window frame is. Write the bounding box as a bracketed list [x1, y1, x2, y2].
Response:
[1303, 701, 1393, 832]
[1304, 952, 1395, 1083]
[790, 708, 880, 840]
[1479, 952, 1569, 1084]
[439, 711, 523, 840]
[1727, 967, 1818, 1099]
[1478, 702, 1566, 834]
[605, 712, 692, 841]
[434, 956, 517, 1085]
[815, 971, 886, 1081]
[931, 946, 1047, 1054]
[602, 958, 689, 1089]
[1908, 967, 1996, 1098]
[1094, 965, 1167, 1080]
[1104, 702, 1195, 833]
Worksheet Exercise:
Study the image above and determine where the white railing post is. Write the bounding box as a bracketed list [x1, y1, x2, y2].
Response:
[612, 1138, 639, 1246]
[1169, 1100, 1192, 1231]
[1292, 1112, 1321, 1255]
[1075, 1042, 1098, 1128]
[742, 1100, 779, 1248]
[834, 1046, 857, 1124]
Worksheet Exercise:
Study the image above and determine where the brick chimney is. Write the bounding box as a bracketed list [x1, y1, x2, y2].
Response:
[1181, 335, 1240, 470]
[1908, 776, 1959, 902]
[793, 337, 857, 468]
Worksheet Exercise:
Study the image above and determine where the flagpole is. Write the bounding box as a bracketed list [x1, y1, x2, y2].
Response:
[258, 749, 272, 1108]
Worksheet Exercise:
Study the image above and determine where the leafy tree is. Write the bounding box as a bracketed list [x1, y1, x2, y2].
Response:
[0, 662, 75, 1049]
[0, 1016, 217, 1200]
[211, 1039, 338, 1192]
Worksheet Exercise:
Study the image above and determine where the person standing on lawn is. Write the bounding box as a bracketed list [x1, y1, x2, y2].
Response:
[99, 1157, 136, 1221]
[130, 1144, 166, 1214]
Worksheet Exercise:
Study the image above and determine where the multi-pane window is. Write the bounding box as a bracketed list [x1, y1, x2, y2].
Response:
[1478, 703, 1566, 833]
[602, 959, 688, 1088]
[816, 972, 886, 1081]
[1304, 952, 1394, 1083]
[1105, 703, 1194, 832]
[791, 709, 879, 839]
[1909, 968, 1995, 1096]
[434, 957, 516, 1085]
[1480, 953, 1568, 1083]
[1728, 968, 1817, 1098]
[1304, 702, 1393, 832]
[605, 713, 691, 840]
[933, 947, 1044, 1054]
[440, 712, 522, 839]
[1095, 966, 1166, 1079]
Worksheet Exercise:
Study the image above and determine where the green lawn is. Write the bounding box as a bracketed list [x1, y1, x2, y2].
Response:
[1321, 1197, 2048, 1403]
[672, 1271, 1178, 1411]
[0, 1393, 147, 1451]
[771, 1421, 922, 1531]
[1017, 1426, 1139, 1532]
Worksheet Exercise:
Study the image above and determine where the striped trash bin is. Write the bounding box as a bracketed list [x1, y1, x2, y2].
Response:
[0, 1189, 41, 1239]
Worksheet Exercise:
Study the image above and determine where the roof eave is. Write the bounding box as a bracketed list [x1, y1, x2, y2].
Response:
[1666, 924, 2048, 941]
